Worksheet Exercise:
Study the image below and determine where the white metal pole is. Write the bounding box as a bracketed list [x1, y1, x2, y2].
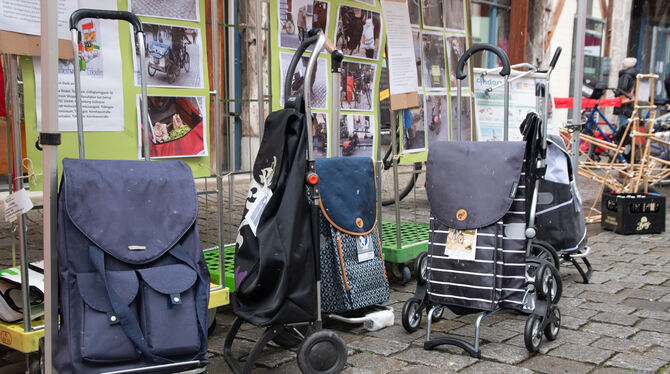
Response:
[41, 0, 59, 372]
[212, 0, 226, 289]
[571, 0, 587, 166]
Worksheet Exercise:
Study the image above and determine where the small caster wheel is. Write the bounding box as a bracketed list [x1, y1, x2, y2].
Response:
[401, 298, 423, 333]
[297, 329, 347, 374]
[430, 305, 444, 322]
[272, 325, 308, 349]
[547, 264, 563, 304]
[400, 265, 411, 286]
[544, 305, 561, 341]
[207, 308, 217, 336]
[28, 337, 44, 374]
[524, 314, 543, 353]
[536, 264, 550, 300]
[414, 252, 428, 285]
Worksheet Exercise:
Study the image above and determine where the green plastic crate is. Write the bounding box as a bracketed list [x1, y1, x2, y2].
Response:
[380, 220, 429, 263]
[204, 244, 236, 292]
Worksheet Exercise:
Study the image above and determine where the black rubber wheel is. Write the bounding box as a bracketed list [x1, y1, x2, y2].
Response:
[272, 325, 308, 349]
[548, 263, 563, 304]
[430, 306, 444, 322]
[524, 314, 543, 353]
[544, 305, 561, 341]
[401, 298, 422, 333]
[297, 330, 347, 374]
[535, 264, 549, 300]
[400, 265, 412, 286]
[414, 252, 428, 285]
[28, 337, 44, 374]
[531, 241, 560, 270]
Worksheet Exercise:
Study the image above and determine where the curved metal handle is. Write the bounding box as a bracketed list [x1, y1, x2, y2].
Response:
[456, 44, 511, 80]
[549, 47, 562, 69]
[284, 34, 321, 100]
[70, 9, 143, 33]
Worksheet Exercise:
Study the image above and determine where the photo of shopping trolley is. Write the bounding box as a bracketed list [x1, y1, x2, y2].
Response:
[401, 44, 563, 357]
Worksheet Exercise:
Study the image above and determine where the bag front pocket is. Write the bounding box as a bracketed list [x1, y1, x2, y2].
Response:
[137, 264, 200, 356]
[76, 271, 140, 362]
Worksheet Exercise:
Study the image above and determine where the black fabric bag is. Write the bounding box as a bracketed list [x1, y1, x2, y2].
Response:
[54, 159, 210, 374]
[233, 108, 318, 327]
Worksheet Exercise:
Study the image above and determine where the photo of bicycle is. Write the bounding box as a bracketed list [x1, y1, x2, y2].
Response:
[278, 0, 329, 50]
[340, 61, 376, 111]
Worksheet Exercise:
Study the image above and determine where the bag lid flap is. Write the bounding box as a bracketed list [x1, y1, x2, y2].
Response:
[62, 159, 197, 265]
[137, 264, 197, 294]
[426, 141, 526, 230]
[315, 157, 376, 235]
[76, 270, 138, 312]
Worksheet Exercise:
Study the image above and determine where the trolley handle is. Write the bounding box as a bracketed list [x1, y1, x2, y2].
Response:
[284, 34, 321, 100]
[549, 47, 562, 69]
[456, 44, 510, 80]
[70, 9, 143, 34]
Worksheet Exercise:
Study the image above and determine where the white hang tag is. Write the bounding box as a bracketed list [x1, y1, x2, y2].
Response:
[357, 235, 374, 263]
[246, 187, 272, 236]
[3, 189, 34, 223]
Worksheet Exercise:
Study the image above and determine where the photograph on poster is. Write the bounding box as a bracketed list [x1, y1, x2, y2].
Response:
[352, 0, 375, 5]
[129, 0, 200, 22]
[446, 34, 467, 89]
[339, 114, 375, 157]
[278, 0, 330, 50]
[313, 113, 329, 158]
[425, 94, 449, 147]
[422, 32, 447, 90]
[137, 95, 208, 159]
[412, 30, 422, 88]
[335, 5, 382, 60]
[408, 0, 420, 25]
[451, 94, 472, 140]
[421, 0, 443, 29]
[66, 18, 104, 77]
[132, 22, 204, 88]
[279, 52, 329, 109]
[444, 0, 465, 31]
[340, 61, 376, 111]
[401, 93, 426, 153]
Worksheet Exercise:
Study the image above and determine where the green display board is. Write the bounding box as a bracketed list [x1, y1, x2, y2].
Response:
[20, 0, 211, 191]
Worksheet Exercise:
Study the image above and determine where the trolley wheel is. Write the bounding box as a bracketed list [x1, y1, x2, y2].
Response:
[272, 325, 308, 349]
[535, 264, 550, 300]
[430, 306, 444, 322]
[401, 298, 423, 333]
[531, 241, 560, 270]
[147, 65, 156, 77]
[399, 265, 411, 285]
[207, 308, 217, 336]
[28, 337, 44, 374]
[297, 329, 347, 374]
[524, 314, 543, 353]
[544, 305, 561, 341]
[414, 251, 428, 285]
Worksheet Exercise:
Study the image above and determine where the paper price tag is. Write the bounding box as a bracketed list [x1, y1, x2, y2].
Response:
[246, 187, 272, 236]
[3, 189, 33, 222]
[357, 235, 374, 263]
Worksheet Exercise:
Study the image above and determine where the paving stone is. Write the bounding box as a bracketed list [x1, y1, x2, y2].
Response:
[633, 309, 670, 321]
[449, 324, 518, 343]
[478, 342, 531, 365]
[578, 301, 636, 315]
[388, 364, 437, 374]
[548, 343, 615, 365]
[617, 287, 668, 301]
[622, 298, 670, 312]
[642, 346, 670, 361]
[503, 332, 563, 354]
[392, 347, 476, 371]
[255, 348, 297, 368]
[582, 322, 638, 339]
[605, 352, 666, 372]
[366, 325, 425, 345]
[637, 318, 670, 334]
[348, 336, 410, 356]
[255, 361, 301, 373]
[459, 360, 533, 374]
[591, 311, 639, 326]
[341, 368, 375, 374]
[346, 352, 408, 374]
[578, 291, 625, 304]
[630, 330, 670, 348]
[208, 337, 257, 358]
[589, 367, 643, 374]
[520, 354, 594, 374]
[559, 314, 589, 330]
[592, 336, 652, 354]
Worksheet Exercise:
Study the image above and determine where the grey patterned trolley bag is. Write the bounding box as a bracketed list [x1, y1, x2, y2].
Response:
[426, 141, 527, 311]
[316, 157, 389, 313]
[54, 159, 210, 374]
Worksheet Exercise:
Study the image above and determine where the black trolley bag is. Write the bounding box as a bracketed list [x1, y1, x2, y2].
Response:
[225, 31, 348, 374]
[54, 10, 209, 374]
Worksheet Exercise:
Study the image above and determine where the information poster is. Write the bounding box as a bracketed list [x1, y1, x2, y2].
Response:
[272, 0, 386, 159]
[0, 0, 76, 40]
[20, 0, 212, 190]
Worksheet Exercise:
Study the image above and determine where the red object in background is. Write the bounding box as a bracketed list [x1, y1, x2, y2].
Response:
[346, 76, 354, 102]
[554, 97, 622, 109]
[141, 97, 206, 158]
[0, 68, 6, 117]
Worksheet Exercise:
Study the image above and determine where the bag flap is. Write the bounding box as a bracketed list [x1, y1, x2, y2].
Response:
[252, 109, 302, 189]
[315, 157, 376, 235]
[76, 271, 139, 312]
[426, 141, 526, 230]
[62, 159, 197, 264]
[137, 264, 197, 295]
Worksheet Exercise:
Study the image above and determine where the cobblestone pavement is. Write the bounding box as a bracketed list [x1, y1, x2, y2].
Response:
[1, 172, 669, 373]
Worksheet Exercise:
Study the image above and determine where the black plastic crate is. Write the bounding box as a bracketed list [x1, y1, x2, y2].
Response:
[601, 192, 666, 234]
